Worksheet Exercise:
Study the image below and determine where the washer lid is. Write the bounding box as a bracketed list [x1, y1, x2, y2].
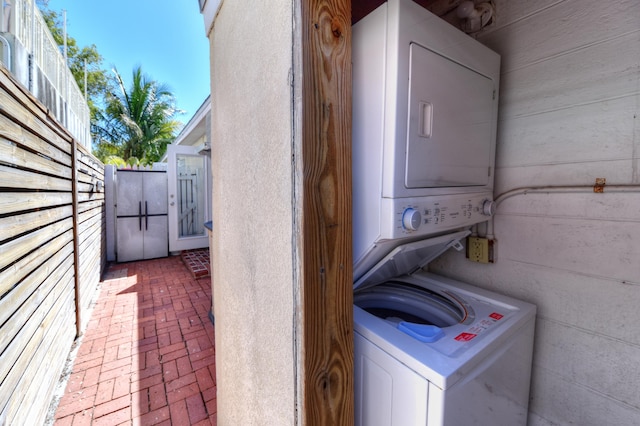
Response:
[353, 230, 470, 291]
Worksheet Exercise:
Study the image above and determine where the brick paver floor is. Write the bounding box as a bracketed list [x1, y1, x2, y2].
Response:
[53, 256, 217, 426]
[180, 249, 211, 279]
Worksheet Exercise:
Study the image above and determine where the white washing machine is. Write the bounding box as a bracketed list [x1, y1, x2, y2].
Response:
[353, 235, 536, 425]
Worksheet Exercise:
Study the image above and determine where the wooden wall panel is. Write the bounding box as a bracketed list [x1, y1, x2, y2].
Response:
[496, 32, 639, 120]
[0, 137, 73, 178]
[3, 282, 76, 423]
[0, 114, 71, 164]
[479, 0, 639, 73]
[0, 205, 73, 241]
[0, 192, 72, 215]
[0, 262, 75, 405]
[429, 0, 640, 424]
[496, 98, 635, 168]
[0, 241, 75, 328]
[0, 218, 75, 271]
[0, 65, 105, 424]
[0, 163, 72, 191]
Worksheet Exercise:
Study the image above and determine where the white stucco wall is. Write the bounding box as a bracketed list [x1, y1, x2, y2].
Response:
[430, 0, 640, 424]
[208, 1, 296, 424]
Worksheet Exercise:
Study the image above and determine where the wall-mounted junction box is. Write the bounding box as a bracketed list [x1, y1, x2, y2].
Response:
[466, 236, 495, 263]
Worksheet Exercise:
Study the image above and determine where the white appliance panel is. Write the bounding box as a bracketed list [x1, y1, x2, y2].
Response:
[352, 2, 387, 268]
[355, 333, 429, 426]
[354, 272, 536, 425]
[354, 193, 491, 281]
[352, 0, 500, 200]
[406, 43, 495, 188]
[438, 323, 535, 426]
[354, 230, 470, 289]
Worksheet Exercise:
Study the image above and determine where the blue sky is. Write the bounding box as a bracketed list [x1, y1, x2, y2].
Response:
[47, 0, 211, 125]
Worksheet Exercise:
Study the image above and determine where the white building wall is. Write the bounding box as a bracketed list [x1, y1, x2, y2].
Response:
[207, 1, 296, 425]
[430, 0, 640, 425]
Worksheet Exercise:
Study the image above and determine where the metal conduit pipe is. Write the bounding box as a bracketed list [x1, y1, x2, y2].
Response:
[485, 183, 640, 240]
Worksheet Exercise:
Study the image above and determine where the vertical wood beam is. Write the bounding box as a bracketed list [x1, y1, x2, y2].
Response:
[300, 0, 354, 424]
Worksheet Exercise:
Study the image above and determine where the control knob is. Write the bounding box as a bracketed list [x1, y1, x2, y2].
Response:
[482, 200, 496, 216]
[402, 208, 422, 231]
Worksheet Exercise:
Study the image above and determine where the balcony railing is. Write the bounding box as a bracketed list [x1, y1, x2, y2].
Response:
[0, 0, 91, 148]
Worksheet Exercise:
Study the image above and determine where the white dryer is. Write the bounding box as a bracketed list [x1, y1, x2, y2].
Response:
[352, 0, 501, 281]
[353, 236, 536, 426]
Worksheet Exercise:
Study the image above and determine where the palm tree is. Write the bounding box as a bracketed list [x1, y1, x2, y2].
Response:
[97, 66, 181, 163]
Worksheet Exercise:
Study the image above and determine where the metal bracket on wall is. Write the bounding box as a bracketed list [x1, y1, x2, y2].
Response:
[593, 177, 606, 193]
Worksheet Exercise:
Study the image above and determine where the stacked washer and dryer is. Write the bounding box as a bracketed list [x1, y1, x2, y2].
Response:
[352, 1, 536, 425]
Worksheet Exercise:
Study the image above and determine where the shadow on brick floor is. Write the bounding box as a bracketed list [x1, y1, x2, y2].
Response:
[51, 256, 216, 426]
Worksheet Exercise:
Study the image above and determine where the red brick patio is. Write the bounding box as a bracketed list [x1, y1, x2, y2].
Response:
[52, 255, 216, 425]
[180, 249, 211, 279]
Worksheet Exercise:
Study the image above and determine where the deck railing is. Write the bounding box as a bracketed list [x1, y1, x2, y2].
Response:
[0, 0, 91, 148]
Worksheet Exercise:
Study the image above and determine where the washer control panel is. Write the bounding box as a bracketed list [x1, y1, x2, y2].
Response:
[381, 193, 494, 239]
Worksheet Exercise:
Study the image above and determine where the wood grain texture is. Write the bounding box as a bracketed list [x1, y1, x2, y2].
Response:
[0, 231, 74, 299]
[0, 114, 72, 165]
[0, 205, 73, 242]
[0, 240, 74, 327]
[0, 61, 105, 424]
[0, 192, 73, 215]
[300, 0, 354, 424]
[0, 163, 71, 191]
[430, 1, 640, 424]
[0, 218, 74, 271]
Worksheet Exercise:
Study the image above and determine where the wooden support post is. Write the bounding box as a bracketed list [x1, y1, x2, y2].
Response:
[71, 137, 82, 337]
[300, 0, 354, 423]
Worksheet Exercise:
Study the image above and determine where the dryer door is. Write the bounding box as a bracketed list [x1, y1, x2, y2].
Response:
[405, 43, 495, 188]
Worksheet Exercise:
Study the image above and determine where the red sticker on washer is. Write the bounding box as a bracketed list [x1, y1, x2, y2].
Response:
[489, 312, 504, 320]
[455, 332, 477, 342]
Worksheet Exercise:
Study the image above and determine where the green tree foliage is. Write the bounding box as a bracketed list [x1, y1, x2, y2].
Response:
[36, 1, 180, 165]
[96, 66, 181, 164]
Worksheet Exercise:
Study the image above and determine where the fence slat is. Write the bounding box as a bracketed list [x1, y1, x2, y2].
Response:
[0, 206, 73, 242]
[0, 192, 72, 215]
[0, 114, 72, 165]
[0, 240, 74, 327]
[0, 137, 73, 179]
[0, 231, 73, 298]
[0, 164, 71, 191]
[0, 214, 73, 272]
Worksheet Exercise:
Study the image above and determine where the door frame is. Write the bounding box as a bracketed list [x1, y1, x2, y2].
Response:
[167, 144, 210, 252]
